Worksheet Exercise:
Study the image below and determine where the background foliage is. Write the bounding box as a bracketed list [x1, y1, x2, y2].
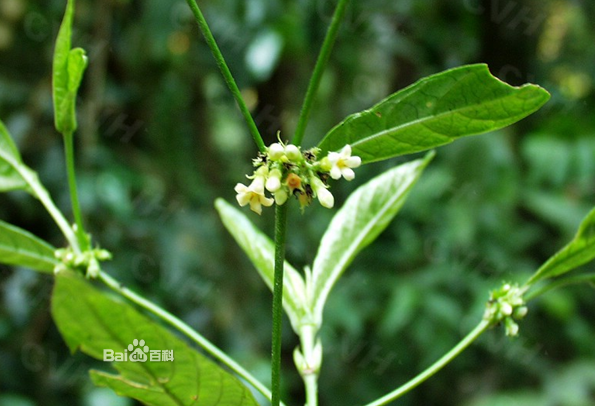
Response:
[0, 0, 594, 405]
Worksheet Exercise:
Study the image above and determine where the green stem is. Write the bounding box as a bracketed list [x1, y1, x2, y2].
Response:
[292, 0, 351, 147]
[185, 0, 265, 152]
[13, 159, 79, 252]
[525, 273, 595, 302]
[299, 324, 319, 406]
[271, 204, 288, 406]
[97, 270, 278, 403]
[363, 319, 491, 406]
[63, 131, 88, 250]
[304, 374, 318, 406]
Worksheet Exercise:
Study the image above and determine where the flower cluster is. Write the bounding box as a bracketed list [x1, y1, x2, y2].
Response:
[483, 283, 528, 337]
[235, 142, 361, 214]
[54, 247, 112, 278]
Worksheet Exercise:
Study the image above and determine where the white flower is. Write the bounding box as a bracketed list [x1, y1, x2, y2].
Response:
[311, 177, 334, 209]
[235, 176, 274, 215]
[327, 145, 361, 181]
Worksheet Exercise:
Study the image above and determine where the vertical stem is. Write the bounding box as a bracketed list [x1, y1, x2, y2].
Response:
[292, 0, 351, 147]
[185, 0, 266, 152]
[304, 374, 318, 406]
[271, 203, 288, 406]
[299, 324, 320, 406]
[63, 131, 88, 250]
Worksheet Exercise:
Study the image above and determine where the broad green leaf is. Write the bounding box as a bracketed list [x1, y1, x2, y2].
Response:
[527, 207, 595, 285]
[318, 64, 550, 163]
[0, 220, 58, 272]
[52, 272, 258, 406]
[310, 152, 434, 325]
[0, 120, 32, 192]
[53, 0, 88, 134]
[215, 199, 309, 332]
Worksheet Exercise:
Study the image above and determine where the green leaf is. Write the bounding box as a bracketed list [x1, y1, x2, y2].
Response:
[215, 199, 309, 332]
[52, 272, 258, 406]
[310, 152, 434, 326]
[53, 0, 88, 134]
[527, 207, 595, 286]
[0, 120, 32, 193]
[0, 220, 58, 272]
[318, 64, 550, 163]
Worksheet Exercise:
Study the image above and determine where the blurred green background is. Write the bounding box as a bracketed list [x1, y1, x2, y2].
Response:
[1, 0, 594, 405]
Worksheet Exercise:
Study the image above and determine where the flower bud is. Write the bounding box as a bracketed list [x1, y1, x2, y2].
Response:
[500, 302, 513, 317]
[505, 318, 519, 337]
[284, 144, 301, 161]
[268, 143, 285, 160]
[316, 187, 334, 208]
[266, 169, 282, 192]
[274, 188, 288, 205]
[311, 177, 334, 209]
[513, 306, 528, 319]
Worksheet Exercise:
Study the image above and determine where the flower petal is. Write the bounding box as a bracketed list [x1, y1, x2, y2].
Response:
[330, 166, 342, 180]
[345, 156, 361, 168]
[341, 167, 355, 181]
[236, 192, 251, 206]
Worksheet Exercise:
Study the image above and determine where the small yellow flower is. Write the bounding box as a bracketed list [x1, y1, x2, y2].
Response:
[235, 176, 274, 215]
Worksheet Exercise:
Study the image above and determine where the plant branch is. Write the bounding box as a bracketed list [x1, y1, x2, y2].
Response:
[63, 131, 88, 250]
[97, 270, 277, 403]
[13, 161, 80, 253]
[299, 324, 320, 406]
[292, 0, 351, 146]
[363, 319, 491, 406]
[185, 0, 265, 152]
[271, 203, 288, 406]
[304, 374, 318, 406]
[525, 273, 595, 301]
